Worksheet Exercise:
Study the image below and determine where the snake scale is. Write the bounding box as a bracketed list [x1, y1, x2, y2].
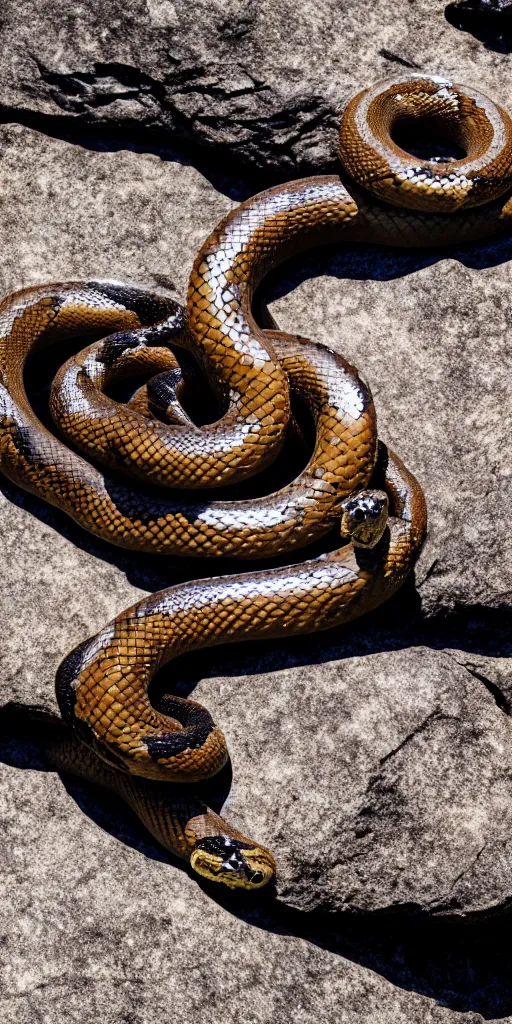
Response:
[2, 75, 511, 889]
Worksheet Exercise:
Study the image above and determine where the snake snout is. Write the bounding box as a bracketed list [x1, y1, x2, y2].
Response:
[190, 836, 276, 890]
[340, 489, 389, 549]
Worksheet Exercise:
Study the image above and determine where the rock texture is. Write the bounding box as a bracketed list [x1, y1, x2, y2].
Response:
[271, 237, 512, 619]
[5, 720, 512, 1024]
[3, 0, 512, 175]
[0, 1, 511, 1021]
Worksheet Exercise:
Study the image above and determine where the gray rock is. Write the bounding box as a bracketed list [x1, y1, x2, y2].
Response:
[3, 0, 512, 175]
[4, 726, 510, 1024]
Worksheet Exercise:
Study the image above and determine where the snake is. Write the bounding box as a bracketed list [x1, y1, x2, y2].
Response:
[1, 74, 511, 890]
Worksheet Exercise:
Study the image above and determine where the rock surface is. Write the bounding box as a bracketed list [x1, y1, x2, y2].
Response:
[0, 2, 511, 1020]
[5, 720, 512, 1024]
[3, 0, 512, 174]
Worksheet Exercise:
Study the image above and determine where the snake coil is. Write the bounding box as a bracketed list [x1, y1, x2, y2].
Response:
[1, 75, 510, 889]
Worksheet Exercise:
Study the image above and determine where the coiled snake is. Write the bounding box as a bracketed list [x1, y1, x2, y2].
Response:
[2, 75, 511, 890]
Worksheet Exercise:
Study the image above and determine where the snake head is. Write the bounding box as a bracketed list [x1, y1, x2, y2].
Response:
[190, 836, 276, 890]
[340, 489, 389, 548]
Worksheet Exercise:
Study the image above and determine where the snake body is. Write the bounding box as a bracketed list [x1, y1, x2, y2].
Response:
[2, 75, 511, 888]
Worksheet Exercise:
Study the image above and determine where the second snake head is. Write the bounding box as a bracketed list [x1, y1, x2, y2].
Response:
[340, 489, 389, 549]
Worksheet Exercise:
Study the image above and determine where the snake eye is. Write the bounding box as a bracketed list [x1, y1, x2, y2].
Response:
[354, 508, 365, 520]
[251, 871, 264, 885]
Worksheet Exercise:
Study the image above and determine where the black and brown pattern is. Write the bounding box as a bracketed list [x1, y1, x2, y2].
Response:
[2, 74, 510, 887]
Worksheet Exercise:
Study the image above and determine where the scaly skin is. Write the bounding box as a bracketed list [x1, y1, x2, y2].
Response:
[1, 74, 511, 888]
[18, 707, 275, 890]
[340, 75, 512, 212]
[56, 446, 425, 781]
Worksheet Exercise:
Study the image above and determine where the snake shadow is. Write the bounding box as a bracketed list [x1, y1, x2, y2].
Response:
[2, 701, 512, 1019]
[261, 222, 512, 306]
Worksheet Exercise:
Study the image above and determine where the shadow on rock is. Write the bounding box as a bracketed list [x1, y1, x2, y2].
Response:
[148, 587, 511, 710]
[445, 0, 512, 53]
[262, 229, 512, 307]
[0, 107, 266, 202]
[206, 882, 512, 1019]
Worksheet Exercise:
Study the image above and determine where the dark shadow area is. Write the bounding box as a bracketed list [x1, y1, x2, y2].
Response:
[446, 0, 512, 53]
[0, 104, 298, 203]
[2, 703, 512, 1018]
[208, 886, 512, 1018]
[262, 228, 512, 310]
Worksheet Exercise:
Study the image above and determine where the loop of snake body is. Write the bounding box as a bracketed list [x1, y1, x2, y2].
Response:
[2, 75, 511, 889]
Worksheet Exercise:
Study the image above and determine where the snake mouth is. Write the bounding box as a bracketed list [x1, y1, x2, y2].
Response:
[190, 836, 276, 890]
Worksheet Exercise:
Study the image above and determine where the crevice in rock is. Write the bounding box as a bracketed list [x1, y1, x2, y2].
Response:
[378, 48, 422, 69]
[0, 99, 334, 200]
[442, 649, 511, 715]
[416, 557, 441, 588]
[445, 841, 488, 895]
[464, 664, 510, 714]
[33, 57, 273, 109]
[34, 59, 169, 111]
[377, 709, 447, 767]
[0, 58, 338, 186]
